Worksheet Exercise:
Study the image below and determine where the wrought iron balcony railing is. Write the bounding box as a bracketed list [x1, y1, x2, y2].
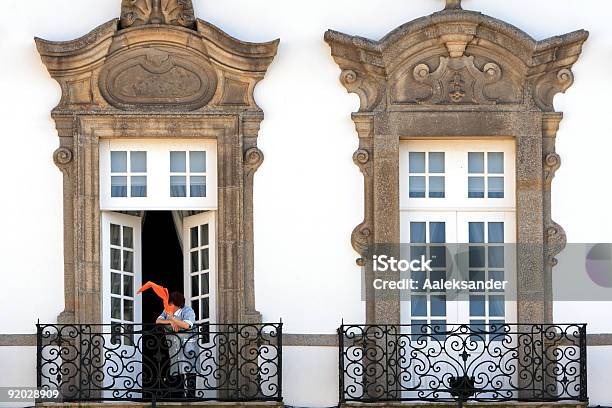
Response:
[36, 323, 282, 403]
[338, 323, 587, 404]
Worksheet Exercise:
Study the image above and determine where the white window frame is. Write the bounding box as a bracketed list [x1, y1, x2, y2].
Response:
[100, 139, 218, 211]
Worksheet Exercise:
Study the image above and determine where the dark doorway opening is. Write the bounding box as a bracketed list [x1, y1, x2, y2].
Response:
[141, 211, 184, 398]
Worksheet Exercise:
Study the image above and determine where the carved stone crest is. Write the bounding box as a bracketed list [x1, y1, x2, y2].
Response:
[120, 0, 196, 29]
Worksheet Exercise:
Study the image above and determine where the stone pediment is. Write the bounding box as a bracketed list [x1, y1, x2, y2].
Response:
[325, 7, 588, 112]
[35, 3, 279, 113]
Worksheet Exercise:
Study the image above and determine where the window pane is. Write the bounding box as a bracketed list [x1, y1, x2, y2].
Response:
[191, 251, 198, 273]
[488, 152, 504, 174]
[110, 224, 121, 246]
[192, 300, 200, 321]
[201, 248, 209, 270]
[488, 223, 504, 243]
[488, 247, 504, 268]
[489, 295, 505, 317]
[123, 250, 133, 273]
[202, 298, 210, 320]
[131, 176, 147, 198]
[170, 176, 187, 197]
[431, 320, 447, 340]
[111, 151, 127, 173]
[470, 320, 486, 342]
[170, 151, 186, 172]
[468, 177, 485, 198]
[468, 152, 484, 173]
[430, 247, 446, 268]
[429, 176, 445, 198]
[190, 151, 206, 173]
[123, 226, 133, 249]
[130, 151, 147, 172]
[411, 271, 426, 291]
[488, 177, 504, 198]
[469, 223, 485, 243]
[411, 320, 428, 339]
[202, 273, 210, 295]
[111, 272, 121, 295]
[431, 295, 446, 317]
[409, 176, 426, 198]
[490, 271, 505, 292]
[469, 270, 485, 292]
[411, 295, 427, 317]
[111, 176, 128, 198]
[409, 152, 425, 173]
[410, 222, 426, 243]
[430, 270, 446, 287]
[470, 295, 486, 316]
[111, 249, 121, 271]
[410, 246, 426, 264]
[123, 274, 133, 297]
[428, 152, 445, 173]
[190, 176, 206, 197]
[124, 299, 134, 322]
[111, 297, 121, 320]
[429, 222, 446, 243]
[191, 275, 199, 298]
[469, 246, 486, 268]
[201, 224, 209, 246]
[190, 227, 198, 249]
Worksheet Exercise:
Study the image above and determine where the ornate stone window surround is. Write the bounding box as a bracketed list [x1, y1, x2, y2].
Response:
[325, 2, 588, 326]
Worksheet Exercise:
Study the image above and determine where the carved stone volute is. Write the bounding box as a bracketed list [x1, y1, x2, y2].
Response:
[120, 0, 196, 29]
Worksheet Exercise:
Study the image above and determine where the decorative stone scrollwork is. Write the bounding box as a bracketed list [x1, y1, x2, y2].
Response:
[351, 222, 372, 266]
[413, 56, 502, 105]
[546, 221, 567, 267]
[352, 149, 370, 174]
[53, 147, 74, 168]
[120, 0, 196, 29]
[544, 153, 562, 183]
[339, 69, 385, 112]
[533, 68, 575, 112]
[244, 147, 265, 172]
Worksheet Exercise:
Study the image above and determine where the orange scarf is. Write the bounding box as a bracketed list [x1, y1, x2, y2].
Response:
[137, 281, 178, 314]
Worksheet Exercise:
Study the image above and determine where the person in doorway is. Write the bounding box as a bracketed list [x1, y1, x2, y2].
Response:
[156, 291, 198, 399]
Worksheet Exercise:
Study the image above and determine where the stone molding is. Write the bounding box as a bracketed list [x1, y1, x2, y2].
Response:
[325, 5, 587, 325]
[35, 5, 278, 325]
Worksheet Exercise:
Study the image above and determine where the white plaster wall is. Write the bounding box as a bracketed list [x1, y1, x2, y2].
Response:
[0, 0, 612, 406]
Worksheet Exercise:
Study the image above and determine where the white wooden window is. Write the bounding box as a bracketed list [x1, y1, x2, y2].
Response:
[468, 152, 505, 198]
[408, 152, 445, 198]
[100, 139, 217, 210]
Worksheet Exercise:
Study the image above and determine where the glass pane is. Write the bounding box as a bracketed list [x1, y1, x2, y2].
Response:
[431, 320, 447, 340]
[468, 177, 485, 198]
[410, 246, 426, 264]
[111, 272, 121, 295]
[429, 247, 446, 268]
[429, 176, 445, 198]
[430, 270, 446, 289]
[131, 176, 147, 198]
[488, 177, 504, 198]
[111, 249, 121, 271]
[429, 152, 445, 173]
[470, 320, 486, 342]
[111, 323, 121, 345]
[468, 152, 484, 173]
[170, 176, 187, 197]
[123, 226, 133, 249]
[430, 295, 446, 317]
[111, 176, 128, 198]
[489, 320, 506, 342]
[124, 299, 134, 322]
[469, 246, 486, 268]
[192, 300, 200, 321]
[123, 274, 133, 297]
[191, 251, 199, 273]
[191, 275, 199, 298]
[488, 223, 504, 243]
[130, 151, 147, 172]
[469, 223, 485, 243]
[201, 224, 209, 246]
[409, 176, 426, 198]
[123, 250, 133, 273]
[202, 273, 210, 295]
[488, 152, 504, 174]
[409, 152, 425, 173]
[470, 295, 486, 316]
[170, 151, 186, 172]
[490, 271, 505, 292]
[411, 320, 428, 337]
[469, 270, 486, 292]
[410, 222, 426, 243]
[111, 151, 127, 173]
[190, 227, 198, 249]
[489, 295, 505, 317]
[411, 271, 426, 291]
[202, 298, 210, 320]
[410, 295, 427, 317]
[111, 297, 121, 320]
[190, 151, 206, 173]
[429, 222, 445, 243]
[201, 248, 209, 270]
[110, 224, 121, 246]
[190, 176, 206, 198]
[488, 247, 504, 268]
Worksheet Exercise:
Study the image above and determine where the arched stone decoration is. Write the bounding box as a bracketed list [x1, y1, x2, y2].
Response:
[35, 0, 279, 325]
[325, 2, 588, 325]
